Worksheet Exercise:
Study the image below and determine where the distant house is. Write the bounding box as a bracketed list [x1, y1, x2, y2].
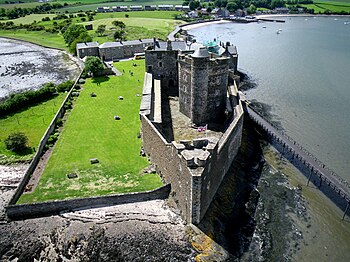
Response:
[76, 42, 99, 59]
[182, 6, 190, 12]
[112, 6, 122, 12]
[158, 5, 174, 11]
[85, 24, 93, 31]
[217, 8, 230, 18]
[96, 7, 104, 12]
[113, 6, 128, 12]
[235, 9, 245, 17]
[174, 5, 182, 11]
[130, 5, 143, 11]
[145, 5, 156, 11]
[120, 6, 129, 12]
[188, 11, 198, 18]
[275, 7, 289, 14]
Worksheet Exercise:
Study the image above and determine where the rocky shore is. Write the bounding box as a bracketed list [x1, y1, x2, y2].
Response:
[0, 37, 81, 99]
[0, 194, 197, 261]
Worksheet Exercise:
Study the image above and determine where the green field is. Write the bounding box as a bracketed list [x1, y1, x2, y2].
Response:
[0, 2, 41, 10]
[0, 11, 183, 49]
[18, 60, 162, 204]
[1, 14, 57, 25]
[0, 93, 66, 159]
[0, 29, 67, 49]
[83, 15, 183, 41]
[58, 0, 183, 12]
[302, 1, 350, 12]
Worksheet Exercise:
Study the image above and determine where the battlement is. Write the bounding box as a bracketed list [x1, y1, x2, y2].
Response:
[140, 72, 244, 224]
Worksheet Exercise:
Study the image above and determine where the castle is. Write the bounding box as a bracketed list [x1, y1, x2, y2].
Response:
[141, 40, 244, 224]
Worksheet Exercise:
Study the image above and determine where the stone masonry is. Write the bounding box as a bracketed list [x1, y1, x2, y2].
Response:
[178, 47, 230, 125]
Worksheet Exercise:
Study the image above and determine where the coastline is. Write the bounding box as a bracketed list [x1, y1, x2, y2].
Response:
[180, 19, 231, 31]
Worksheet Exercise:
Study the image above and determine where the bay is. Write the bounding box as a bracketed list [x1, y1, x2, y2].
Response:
[189, 16, 350, 184]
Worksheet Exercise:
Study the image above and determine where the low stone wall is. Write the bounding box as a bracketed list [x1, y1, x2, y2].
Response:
[6, 184, 171, 220]
[7, 70, 83, 206]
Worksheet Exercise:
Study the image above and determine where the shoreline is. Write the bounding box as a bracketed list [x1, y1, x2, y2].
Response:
[180, 19, 231, 31]
[180, 14, 350, 31]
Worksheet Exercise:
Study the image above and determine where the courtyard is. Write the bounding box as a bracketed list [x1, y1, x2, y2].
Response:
[18, 60, 162, 204]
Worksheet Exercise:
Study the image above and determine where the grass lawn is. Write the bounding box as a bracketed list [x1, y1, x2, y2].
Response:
[299, 1, 350, 12]
[0, 93, 66, 159]
[0, 29, 67, 50]
[0, 2, 41, 10]
[18, 60, 162, 204]
[1, 14, 57, 25]
[83, 16, 184, 41]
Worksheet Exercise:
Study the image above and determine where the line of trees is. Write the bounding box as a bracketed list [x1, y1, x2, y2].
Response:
[0, 80, 74, 117]
[0, 3, 67, 20]
[184, 0, 314, 12]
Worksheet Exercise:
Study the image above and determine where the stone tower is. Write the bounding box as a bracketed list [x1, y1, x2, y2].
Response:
[178, 47, 230, 125]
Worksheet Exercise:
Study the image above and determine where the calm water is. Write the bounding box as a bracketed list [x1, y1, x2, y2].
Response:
[190, 17, 350, 183]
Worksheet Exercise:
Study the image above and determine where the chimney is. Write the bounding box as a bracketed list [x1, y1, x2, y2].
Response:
[167, 39, 172, 51]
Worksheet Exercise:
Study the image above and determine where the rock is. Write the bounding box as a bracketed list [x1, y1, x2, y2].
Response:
[90, 158, 99, 164]
[114, 115, 121, 120]
[118, 96, 124, 100]
[67, 173, 78, 179]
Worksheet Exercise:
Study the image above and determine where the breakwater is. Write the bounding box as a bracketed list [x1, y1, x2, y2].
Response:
[244, 102, 350, 219]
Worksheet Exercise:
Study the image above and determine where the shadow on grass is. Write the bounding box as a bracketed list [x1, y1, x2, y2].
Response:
[92, 76, 110, 85]
[0, 93, 59, 119]
[12, 146, 34, 156]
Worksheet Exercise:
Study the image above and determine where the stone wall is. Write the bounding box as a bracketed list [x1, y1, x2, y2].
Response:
[141, 115, 194, 222]
[199, 108, 243, 220]
[145, 50, 179, 95]
[8, 70, 83, 206]
[99, 46, 124, 61]
[141, 92, 244, 224]
[178, 53, 230, 125]
[6, 184, 171, 220]
[78, 46, 99, 59]
[100, 42, 153, 61]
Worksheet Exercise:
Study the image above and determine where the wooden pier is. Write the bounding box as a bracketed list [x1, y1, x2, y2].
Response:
[244, 103, 350, 219]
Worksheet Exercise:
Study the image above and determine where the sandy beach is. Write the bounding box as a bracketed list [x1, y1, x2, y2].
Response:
[181, 19, 231, 31]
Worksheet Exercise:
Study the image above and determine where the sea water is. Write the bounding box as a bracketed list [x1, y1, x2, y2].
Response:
[189, 16, 350, 184]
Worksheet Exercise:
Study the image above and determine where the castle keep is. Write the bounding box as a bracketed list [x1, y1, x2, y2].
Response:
[178, 47, 230, 125]
[141, 40, 244, 224]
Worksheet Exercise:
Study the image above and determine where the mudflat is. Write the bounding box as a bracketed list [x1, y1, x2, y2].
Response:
[0, 37, 81, 99]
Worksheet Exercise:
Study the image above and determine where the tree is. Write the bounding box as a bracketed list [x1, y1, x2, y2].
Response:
[95, 24, 106, 37]
[246, 4, 257, 14]
[112, 20, 126, 30]
[114, 30, 125, 41]
[63, 24, 86, 46]
[125, 14, 129, 18]
[189, 0, 201, 10]
[84, 56, 104, 76]
[69, 31, 92, 54]
[4, 132, 29, 153]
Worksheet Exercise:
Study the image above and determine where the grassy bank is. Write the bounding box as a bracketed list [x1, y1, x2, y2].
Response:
[0, 29, 67, 50]
[18, 60, 162, 204]
[0, 93, 66, 159]
[302, 1, 350, 13]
